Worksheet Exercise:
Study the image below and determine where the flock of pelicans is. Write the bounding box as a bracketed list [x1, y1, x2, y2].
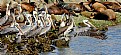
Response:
[0, 0, 121, 54]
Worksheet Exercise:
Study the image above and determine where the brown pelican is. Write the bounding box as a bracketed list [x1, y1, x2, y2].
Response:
[74, 20, 97, 33]
[57, 14, 74, 41]
[63, 15, 74, 36]
[37, 10, 47, 28]
[74, 20, 107, 40]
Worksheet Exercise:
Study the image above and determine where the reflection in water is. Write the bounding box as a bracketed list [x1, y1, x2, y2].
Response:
[40, 25, 121, 55]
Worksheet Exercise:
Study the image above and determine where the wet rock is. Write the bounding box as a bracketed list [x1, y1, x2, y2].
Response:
[42, 43, 55, 52]
[47, 32, 58, 40]
[52, 39, 69, 48]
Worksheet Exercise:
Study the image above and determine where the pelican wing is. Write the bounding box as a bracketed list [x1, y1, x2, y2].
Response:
[39, 23, 51, 35]
[0, 27, 19, 35]
[0, 15, 8, 26]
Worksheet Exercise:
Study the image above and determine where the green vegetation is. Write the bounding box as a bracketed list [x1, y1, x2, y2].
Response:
[54, 12, 121, 29]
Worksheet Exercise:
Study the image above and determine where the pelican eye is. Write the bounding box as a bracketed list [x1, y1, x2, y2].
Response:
[85, 22, 88, 23]
[18, 34, 20, 36]
[28, 16, 32, 18]
[42, 13, 45, 15]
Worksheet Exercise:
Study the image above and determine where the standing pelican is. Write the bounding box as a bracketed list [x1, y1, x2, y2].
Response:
[74, 20, 97, 34]
[57, 14, 74, 41]
[63, 15, 74, 36]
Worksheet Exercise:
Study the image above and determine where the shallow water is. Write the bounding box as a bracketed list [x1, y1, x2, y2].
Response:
[40, 24, 121, 55]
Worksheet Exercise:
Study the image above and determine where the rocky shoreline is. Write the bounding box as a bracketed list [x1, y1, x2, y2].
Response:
[1, 12, 121, 54]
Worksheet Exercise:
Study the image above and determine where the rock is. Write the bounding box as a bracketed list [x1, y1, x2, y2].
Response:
[52, 39, 69, 48]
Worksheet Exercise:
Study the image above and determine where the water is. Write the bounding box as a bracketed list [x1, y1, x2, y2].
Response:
[40, 25, 121, 55]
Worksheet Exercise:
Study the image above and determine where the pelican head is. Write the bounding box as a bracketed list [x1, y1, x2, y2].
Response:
[83, 20, 96, 28]
[60, 21, 65, 27]
[33, 11, 38, 15]
[6, 4, 9, 7]
[35, 8, 38, 11]
[38, 13, 42, 16]
[25, 14, 32, 20]
[83, 20, 91, 27]
[41, 11, 46, 16]
[47, 14, 51, 19]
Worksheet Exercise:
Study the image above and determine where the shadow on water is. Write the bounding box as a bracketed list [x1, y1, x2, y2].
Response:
[40, 24, 121, 55]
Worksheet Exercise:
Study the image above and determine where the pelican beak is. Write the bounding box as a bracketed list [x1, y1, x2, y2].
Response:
[87, 21, 97, 29]
[16, 25, 24, 35]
